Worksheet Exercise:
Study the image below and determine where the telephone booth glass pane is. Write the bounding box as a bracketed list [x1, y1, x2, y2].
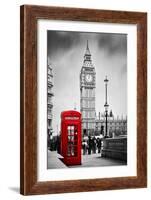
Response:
[67, 125, 78, 157]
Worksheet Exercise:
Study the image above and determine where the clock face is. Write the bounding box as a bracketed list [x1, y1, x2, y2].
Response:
[85, 74, 93, 83]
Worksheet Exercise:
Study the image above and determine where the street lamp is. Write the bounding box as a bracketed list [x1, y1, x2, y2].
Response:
[104, 76, 109, 137]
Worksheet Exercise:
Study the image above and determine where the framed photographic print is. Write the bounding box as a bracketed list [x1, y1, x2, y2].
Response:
[20, 5, 147, 195]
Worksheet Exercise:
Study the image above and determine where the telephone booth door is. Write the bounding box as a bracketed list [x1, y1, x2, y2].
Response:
[67, 124, 78, 157]
[60, 110, 81, 166]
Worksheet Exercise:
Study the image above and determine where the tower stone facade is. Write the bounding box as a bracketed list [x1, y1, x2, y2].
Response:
[80, 41, 96, 136]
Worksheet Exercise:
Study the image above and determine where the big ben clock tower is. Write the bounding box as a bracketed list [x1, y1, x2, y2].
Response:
[80, 41, 96, 136]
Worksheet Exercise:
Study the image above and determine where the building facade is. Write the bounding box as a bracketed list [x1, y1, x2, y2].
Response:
[80, 41, 96, 136]
[95, 114, 127, 137]
[47, 62, 54, 137]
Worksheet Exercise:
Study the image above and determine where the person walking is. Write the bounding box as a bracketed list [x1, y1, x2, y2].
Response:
[97, 138, 102, 154]
[82, 140, 87, 155]
[87, 136, 92, 155]
[92, 136, 97, 154]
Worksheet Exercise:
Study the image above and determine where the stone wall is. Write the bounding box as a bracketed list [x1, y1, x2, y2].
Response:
[101, 137, 127, 162]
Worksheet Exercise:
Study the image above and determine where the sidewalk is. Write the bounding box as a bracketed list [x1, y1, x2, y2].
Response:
[47, 150, 67, 169]
[70, 153, 126, 168]
[47, 150, 127, 169]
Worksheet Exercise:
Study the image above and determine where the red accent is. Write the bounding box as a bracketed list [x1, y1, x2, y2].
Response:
[60, 110, 81, 166]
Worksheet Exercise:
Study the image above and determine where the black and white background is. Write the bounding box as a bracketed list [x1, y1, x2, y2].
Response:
[47, 31, 127, 135]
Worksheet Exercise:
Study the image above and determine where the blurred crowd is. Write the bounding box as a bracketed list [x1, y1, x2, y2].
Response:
[48, 135, 103, 156]
[82, 136, 102, 155]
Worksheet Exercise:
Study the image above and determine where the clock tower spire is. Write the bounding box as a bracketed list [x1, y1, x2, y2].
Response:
[84, 40, 91, 58]
[80, 41, 96, 137]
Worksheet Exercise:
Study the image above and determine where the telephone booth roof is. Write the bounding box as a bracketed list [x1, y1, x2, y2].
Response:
[61, 110, 81, 119]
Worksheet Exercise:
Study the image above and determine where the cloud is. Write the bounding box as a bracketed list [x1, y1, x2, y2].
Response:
[97, 33, 127, 56]
[47, 31, 81, 59]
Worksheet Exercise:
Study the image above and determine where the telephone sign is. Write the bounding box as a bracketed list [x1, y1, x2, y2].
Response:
[60, 110, 81, 166]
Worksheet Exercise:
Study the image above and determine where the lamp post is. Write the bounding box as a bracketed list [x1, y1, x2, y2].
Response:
[104, 76, 109, 137]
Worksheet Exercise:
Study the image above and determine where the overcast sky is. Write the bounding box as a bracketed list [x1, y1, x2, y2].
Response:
[47, 31, 127, 135]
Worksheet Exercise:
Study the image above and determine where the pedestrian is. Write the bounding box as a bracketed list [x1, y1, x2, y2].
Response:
[91, 136, 95, 153]
[87, 136, 92, 155]
[82, 140, 87, 155]
[97, 138, 102, 153]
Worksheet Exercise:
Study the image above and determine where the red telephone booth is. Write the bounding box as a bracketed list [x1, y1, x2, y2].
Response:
[60, 110, 81, 166]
